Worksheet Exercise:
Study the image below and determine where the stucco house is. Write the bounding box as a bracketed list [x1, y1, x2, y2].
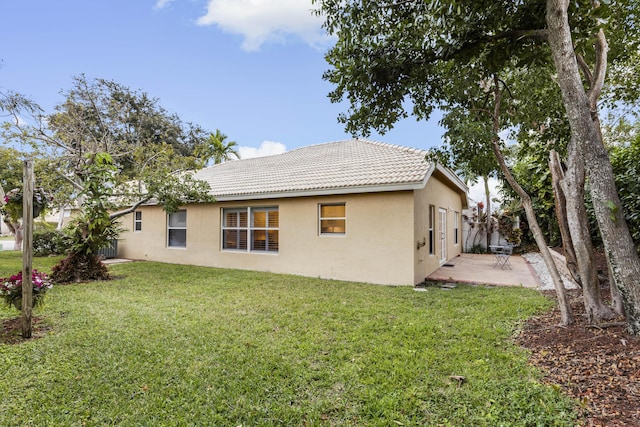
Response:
[117, 138, 468, 286]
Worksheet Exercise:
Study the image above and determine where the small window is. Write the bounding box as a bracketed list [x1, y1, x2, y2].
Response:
[428, 205, 435, 255]
[320, 203, 346, 234]
[134, 211, 142, 232]
[454, 211, 459, 245]
[167, 210, 187, 248]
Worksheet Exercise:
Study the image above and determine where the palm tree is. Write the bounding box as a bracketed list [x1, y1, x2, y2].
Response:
[196, 129, 240, 166]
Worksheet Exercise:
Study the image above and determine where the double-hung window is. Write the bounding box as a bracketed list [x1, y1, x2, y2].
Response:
[222, 209, 249, 250]
[251, 208, 279, 251]
[319, 203, 346, 234]
[167, 210, 187, 248]
[222, 207, 279, 253]
[134, 211, 142, 232]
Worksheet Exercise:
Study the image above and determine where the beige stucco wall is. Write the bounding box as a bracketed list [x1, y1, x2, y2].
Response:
[117, 192, 417, 285]
[413, 171, 465, 284]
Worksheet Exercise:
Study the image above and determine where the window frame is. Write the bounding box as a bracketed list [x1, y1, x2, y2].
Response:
[222, 207, 279, 253]
[250, 207, 279, 252]
[167, 210, 187, 248]
[222, 208, 249, 251]
[454, 211, 460, 245]
[319, 203, 346, 236]
[134, 211, 142, 232]
[428, 205, 435, 255]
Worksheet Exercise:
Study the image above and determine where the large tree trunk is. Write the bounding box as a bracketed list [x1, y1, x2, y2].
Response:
[558, 144, 615, 323]
[491, 75, 573, 325]
[484, 175, 492, 249]
[606, 254, 626, 316]
[496, 150, 574, 325]
[4, 219, 23, 251]
[549, 150, 580, 284]
[547, 0, 640, 334]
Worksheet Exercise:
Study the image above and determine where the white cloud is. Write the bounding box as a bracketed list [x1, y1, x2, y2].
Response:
[468, 177, 502, 209]
[154, 0, 174, 9]
[238, 140, 287, 159]
[196, 0, 331, 51]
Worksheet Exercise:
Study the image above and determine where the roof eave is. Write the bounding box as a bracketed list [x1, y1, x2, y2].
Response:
[213, 182, 426, 202]
[435, 164, 469, 194]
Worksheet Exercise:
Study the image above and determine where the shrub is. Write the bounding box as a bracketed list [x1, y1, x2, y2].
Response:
[51, 253, 110, 283]
[468, 244, 486, 254]
[33, 229, 69, 256]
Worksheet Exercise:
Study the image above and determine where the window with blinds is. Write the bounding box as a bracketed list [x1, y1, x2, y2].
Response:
[222, 208, 248, 250]
[222, 207, 279, 252]
[319, 203, 346, 235]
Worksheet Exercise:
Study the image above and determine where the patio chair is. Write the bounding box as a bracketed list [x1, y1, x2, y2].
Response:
[489, 244, 514, 270]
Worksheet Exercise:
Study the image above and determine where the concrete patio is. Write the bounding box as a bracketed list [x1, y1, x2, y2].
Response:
[426, 253, 541, 288]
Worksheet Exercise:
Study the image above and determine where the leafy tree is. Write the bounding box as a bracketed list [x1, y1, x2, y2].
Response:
[2, 76, 216, 281]
[3, 76, 214, 214]
[546, 0, 640, 331]
[195, 129, 240, 165]
[314, 0, 640, 328]
[50, 153, 120, 282]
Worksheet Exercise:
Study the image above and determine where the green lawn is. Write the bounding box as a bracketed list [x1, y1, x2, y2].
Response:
[0, 252, 577, 426]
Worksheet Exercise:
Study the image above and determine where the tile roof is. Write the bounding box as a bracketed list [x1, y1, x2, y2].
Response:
[192, 138, 453, 200]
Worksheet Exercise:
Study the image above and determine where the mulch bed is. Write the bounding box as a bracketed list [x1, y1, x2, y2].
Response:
[1, 316, 50, 345]
[517, 289, 640, 426]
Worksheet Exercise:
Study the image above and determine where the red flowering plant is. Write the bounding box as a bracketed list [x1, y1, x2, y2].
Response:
[0, 270, 53, 310]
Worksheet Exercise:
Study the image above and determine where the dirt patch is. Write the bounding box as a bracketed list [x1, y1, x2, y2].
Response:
[516, 288, 640, 426]
[1, 316, 51, 345]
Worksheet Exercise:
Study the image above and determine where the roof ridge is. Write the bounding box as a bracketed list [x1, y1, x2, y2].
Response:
[356, 138, 428, 156]
[200, 139, 428, 172]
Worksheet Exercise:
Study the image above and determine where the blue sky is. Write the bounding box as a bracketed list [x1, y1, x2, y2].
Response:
[0, 0, 446, 160]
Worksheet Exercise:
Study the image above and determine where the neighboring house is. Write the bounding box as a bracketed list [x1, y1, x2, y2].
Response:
[117, 139, 468, 286]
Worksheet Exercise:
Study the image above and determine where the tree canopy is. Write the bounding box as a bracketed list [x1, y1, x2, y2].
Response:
[2, 76, 218, 281]
[195, 129, 240, 166]
[2, 75, 215, 218]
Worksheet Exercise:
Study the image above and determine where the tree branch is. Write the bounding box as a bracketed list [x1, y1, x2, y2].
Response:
[576, 54, 594, 88]
[109, 197, 152, 220]
[588, 28, 608, 109]
[55, 170, 84, 192]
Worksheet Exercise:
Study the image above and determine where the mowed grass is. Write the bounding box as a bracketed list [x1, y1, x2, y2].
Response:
[0, 252, 577, 426]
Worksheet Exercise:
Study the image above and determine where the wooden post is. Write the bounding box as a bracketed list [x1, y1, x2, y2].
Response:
[22, 160, 34, 338]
